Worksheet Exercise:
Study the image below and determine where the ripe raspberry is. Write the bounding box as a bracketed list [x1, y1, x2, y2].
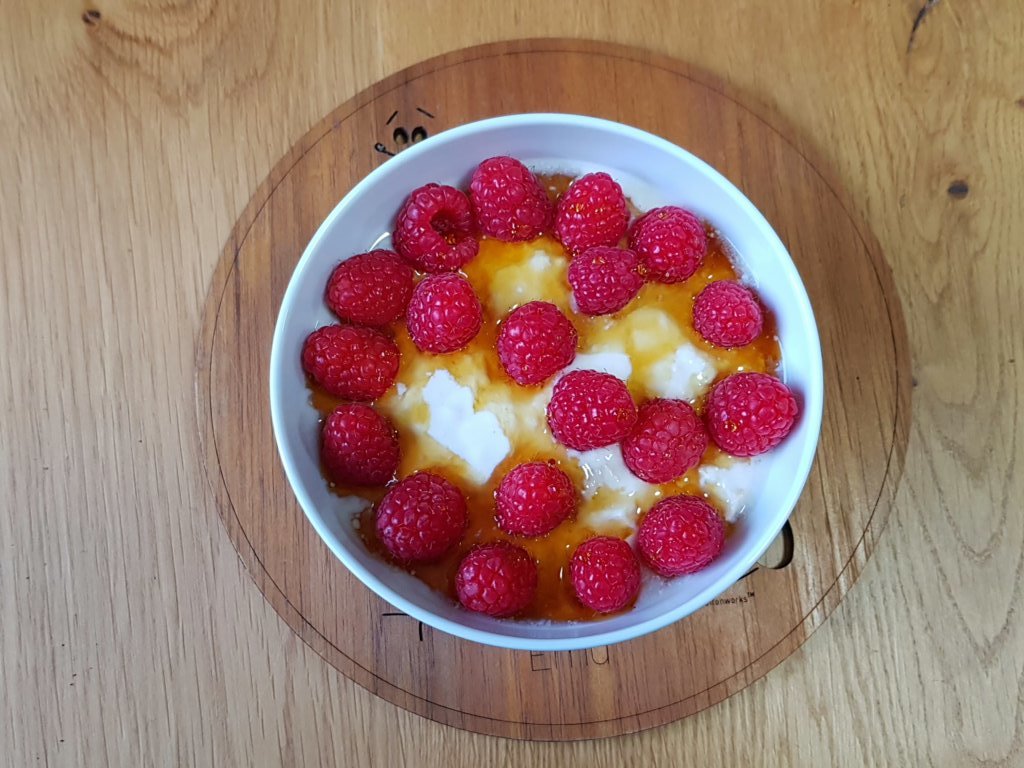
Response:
[637, 495, 725, 577]
[705, 372, 798, 457]
[693, 281, 764, 347]
[495, 461, 576, 537]
[375, 472, 467, 563]
[554, 172, 630, 254]
[496, 301, 578, 385]
[455, 542, 538, 617]
[321, 404, 399, 486]
[469, 156, 554, 242]
[325, 250, 415, 327]
[393, 183, 479, 272]
[567, 246, 644, 316]
[406, 273, 483, 353]
[546, 370, 637, 451]
[570, 536, 642, 613]
[629, 206, 707, 283]
[622, 399, 709, 483]
[302, 324, 399, 401]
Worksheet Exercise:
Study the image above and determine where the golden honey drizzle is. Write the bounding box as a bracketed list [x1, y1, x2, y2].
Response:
[307, 176, 781, 621]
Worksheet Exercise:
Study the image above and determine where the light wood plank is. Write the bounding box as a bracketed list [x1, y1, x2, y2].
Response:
[2, 0, 1021, 764]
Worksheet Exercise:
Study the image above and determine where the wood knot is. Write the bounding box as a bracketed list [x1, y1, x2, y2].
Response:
[82, 9, 101, 25]
[947, 180, 969, 199]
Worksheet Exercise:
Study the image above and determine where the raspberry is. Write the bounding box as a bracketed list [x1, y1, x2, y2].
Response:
[455, 542, 538, 618]
[567, 246, 644, 315]
[570, 536, 642, 613]
[553, 172, 630, 254]
[629, 206, 707, 283]
[469, 156, 554, 242]
[325, 250, 415, 327]
[321, 404, 399, 486]
[302, 324, 399, 401]
[393, 183, 479, 272]
[693, 281, 764, 347]
[546, 370, 637, 451]
[705, 372, 798, 457]
[622, 399, 709, 483]
[637, 495, 725, 577]
[375, 472, 467, 563]
[496, 301, 578, 385]
[495, 461, 576, 537]
[406, 273, 483, 353]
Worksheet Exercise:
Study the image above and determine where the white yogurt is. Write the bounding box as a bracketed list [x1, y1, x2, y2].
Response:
[699, 457, 764, 522]
[647, 342, 717, 401]
[422, 369, 511, 483]
[336, 495, 371, 527]
[483, 387, 550, 441]
[564, 351, 633, 381]
[567, 444, 649, 500]
[583, 501, 639, 535]
[485, 249, 565, 313]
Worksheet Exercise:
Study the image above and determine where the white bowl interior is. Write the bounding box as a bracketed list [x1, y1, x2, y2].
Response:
[270, 114, 823, 651]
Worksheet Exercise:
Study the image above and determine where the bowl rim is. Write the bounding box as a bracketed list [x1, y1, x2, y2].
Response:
[269, 112, 824, 651]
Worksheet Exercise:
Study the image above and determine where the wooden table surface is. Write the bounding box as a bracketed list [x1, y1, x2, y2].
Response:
[2, 1, 1021, 765]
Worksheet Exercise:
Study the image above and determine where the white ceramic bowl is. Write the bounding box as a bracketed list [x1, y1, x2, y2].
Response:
[270, 114, 823, 651]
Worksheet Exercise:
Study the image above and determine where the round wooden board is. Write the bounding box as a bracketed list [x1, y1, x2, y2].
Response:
[197, 39, 911, 741]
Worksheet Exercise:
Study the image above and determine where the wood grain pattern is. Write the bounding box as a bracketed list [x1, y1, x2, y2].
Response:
[2, 0, 1022, 764]
[197, 41, 910, 740]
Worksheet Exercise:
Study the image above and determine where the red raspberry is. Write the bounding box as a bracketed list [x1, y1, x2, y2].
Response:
[393, 183, 479, 272]
[705, 372, 798, 457]
[406, 273, 483, 353]
[325, 250, 415, 327]
[629, 206, 707, 283]
[570, 536, 642, 613]
[469, 156, 554, 242]
[567, 246, 644, 316]
[693, 281, 764, 347]
[302, 324, 399, 401]
[496, 301, 578, 385]
[495, 461, 576, 537]
[553, 172, 630, 254]
[637, 495, 725, 577]
[321, 404, 399, 486]
[546, 370, 638, 451]
[375, 472, 467, 563]
[455, 542, 538, 618]
[622, 399, 709, 483]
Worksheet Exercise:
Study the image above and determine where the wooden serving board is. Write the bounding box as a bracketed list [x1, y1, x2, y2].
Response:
[196, 39, 911, 740]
